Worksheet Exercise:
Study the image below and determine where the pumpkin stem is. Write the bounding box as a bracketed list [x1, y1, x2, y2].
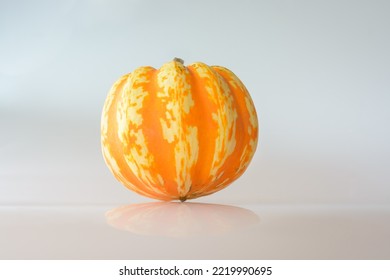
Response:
[179, 196, 187, 202]
[173, 57, 184, 65]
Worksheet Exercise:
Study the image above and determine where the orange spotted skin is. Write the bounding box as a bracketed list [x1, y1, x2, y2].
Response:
[101, 59, 258, 201]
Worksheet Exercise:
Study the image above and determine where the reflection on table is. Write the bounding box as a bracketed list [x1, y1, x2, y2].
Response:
[106, 202, 259, 237]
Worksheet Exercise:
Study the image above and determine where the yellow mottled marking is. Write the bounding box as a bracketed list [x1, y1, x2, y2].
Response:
[101, 74, 128, 137]
[245, 96, 258, 130]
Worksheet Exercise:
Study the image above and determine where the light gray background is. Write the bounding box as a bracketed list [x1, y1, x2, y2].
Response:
[1, 0, 390, 206]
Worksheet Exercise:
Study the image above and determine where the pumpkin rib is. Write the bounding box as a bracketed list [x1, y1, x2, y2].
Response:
[117, 67, 171, 198]
[184, 63, 238, 197]
[139, 68, 179, 199]
[186, 66, 258, 199]
[154, 60, 199, 199]
[213, 66, 259, 176]
[185, 64, 221, 198]
[102, 69, 174, 200]
[102, 72, 156, 199]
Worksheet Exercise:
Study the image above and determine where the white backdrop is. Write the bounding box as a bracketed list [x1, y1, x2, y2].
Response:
[1, 0, 389, 205]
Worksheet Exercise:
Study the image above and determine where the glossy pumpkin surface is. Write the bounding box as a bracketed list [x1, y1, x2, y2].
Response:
[101, 58, 258, 201]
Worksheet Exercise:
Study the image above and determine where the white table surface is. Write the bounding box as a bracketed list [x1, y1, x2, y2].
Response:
[1, 203, 389, 259]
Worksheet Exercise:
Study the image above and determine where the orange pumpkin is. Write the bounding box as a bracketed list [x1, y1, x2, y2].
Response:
[101, 58, 258, 201]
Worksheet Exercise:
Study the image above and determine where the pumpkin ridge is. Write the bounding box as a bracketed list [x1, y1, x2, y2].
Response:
[186, 63, 238, 196]
[213, 66, 259, 177]
[156, 60, 199, 198]
[102, 72, 173, 200]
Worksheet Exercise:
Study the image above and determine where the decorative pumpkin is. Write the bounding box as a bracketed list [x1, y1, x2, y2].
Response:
[101, 58, 258, 201]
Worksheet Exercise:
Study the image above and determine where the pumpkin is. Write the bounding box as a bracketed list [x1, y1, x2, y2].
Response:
[101, 58, 258, 201]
